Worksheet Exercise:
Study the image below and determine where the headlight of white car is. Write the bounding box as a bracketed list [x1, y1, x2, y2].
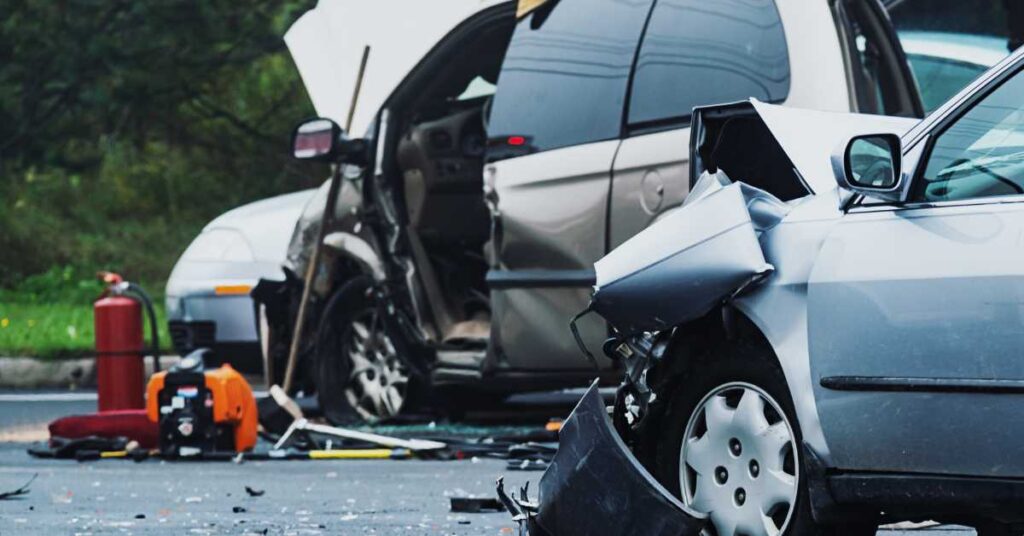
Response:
[182, 228, 255, 263]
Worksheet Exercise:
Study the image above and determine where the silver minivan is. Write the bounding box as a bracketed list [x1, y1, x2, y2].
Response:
[263, 0, 931, 423]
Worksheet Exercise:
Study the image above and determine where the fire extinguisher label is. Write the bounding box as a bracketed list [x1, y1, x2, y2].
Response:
[171, 396, 185, 409]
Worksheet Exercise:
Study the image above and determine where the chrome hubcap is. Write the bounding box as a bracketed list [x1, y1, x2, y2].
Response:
[680, 382, 798, 536]
[342, 312, 408, 422]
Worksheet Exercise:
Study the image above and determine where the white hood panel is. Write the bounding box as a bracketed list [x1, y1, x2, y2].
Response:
[285, 0, 506, 136]
[750, 100, 919, 194]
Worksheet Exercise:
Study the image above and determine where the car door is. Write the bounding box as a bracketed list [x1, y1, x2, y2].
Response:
[484, 0, 653, 371]
[809, 58, 1024, 477]
[610, 0, 792, 249]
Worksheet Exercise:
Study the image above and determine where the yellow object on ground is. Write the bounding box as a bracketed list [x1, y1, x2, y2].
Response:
[308, 449, 411, 460]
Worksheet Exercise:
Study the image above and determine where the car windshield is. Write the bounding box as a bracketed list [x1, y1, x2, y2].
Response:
[918, 68, 1024, 201]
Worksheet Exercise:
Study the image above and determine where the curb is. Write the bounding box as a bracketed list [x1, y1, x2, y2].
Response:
[0, 356, 179, 389]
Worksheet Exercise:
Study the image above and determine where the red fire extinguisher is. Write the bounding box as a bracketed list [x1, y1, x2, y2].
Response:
[94, 272, 161, 412]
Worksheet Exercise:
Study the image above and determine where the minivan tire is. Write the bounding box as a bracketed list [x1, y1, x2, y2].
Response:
[314, 276, 418, 424]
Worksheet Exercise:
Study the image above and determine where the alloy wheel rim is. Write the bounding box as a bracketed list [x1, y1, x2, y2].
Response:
[341, 310, 409, 422]
[680, 382, 799, 536]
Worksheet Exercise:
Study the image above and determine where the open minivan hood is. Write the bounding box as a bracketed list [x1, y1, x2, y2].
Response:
[285, 0, 508, 137]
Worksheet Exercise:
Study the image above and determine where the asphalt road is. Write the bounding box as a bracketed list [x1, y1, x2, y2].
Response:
[0, 392, 976, 535]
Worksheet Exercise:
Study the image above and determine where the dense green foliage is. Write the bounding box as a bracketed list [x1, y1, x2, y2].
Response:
[0, 0, 324, 294]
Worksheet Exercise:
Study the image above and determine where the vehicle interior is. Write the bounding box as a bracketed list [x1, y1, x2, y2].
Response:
[382, 7, 516, 349]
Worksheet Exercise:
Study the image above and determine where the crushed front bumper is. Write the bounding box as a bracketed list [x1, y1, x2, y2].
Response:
[498, 381, 706, 536]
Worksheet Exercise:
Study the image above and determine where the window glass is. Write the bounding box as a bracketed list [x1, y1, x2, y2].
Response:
[487, 0, 653, 154]
[915, 69, 1024, 202]
[889, 1, 1013, 112]
[906, 54, 990, 112]
[627, 0, 789, 126]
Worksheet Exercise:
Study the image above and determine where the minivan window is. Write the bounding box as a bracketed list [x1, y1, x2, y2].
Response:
[487, 0, 654, 155]
[627, 0, 790, 127]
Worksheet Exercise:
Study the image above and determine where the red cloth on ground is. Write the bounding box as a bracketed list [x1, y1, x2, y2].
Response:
[48, 410, 158, 449]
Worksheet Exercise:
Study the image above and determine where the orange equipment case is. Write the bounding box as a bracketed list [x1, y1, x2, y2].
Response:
[146, 364, 258, 454]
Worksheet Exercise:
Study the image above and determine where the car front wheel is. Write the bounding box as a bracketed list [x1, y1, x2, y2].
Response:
[315, 276, 413, 424]
[656, 340, 876, 536]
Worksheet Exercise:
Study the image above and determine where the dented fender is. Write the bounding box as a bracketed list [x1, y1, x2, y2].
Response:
[592, 171, 791, 335]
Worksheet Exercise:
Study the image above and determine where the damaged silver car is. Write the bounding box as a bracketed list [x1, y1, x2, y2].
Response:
[506, 46, 1024, 536]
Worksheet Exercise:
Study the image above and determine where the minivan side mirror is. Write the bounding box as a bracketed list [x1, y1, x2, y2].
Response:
[291, 118, 368, 166]
[832, 133, 905, 202]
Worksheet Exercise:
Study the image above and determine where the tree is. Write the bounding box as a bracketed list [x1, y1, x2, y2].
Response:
[0, 0, 323, 287]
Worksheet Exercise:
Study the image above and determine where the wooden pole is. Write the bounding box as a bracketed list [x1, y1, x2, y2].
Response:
[280, 45, 371, 393]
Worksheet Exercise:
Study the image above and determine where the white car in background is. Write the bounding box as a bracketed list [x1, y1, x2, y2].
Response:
[166, 189, 316, 372]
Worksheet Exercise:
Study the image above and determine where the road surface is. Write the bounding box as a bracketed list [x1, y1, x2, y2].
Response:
[0, 391, 975, 535]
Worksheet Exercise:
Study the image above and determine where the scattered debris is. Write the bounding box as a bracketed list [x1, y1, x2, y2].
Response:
[498, 382, 707, 535]
[244, 486, 265, 497]
[450, 497, 506, 513]
[506, 459, 548, 472]
[257, 385, 305, 435]
[0, 474, 36, 500]
[232, 506, 247, 513]
[273, 418, 446, 452]
[28, 436, 129, 459]
[135, 514, 146, 519]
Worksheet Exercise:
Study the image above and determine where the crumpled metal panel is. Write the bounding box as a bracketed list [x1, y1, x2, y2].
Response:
[592, 171, 790, 334]
[520, 381, 706, 536]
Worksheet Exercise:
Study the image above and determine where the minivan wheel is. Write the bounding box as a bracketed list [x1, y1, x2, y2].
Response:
[656, 340, 876, 536]
[315, 276, 413, 424]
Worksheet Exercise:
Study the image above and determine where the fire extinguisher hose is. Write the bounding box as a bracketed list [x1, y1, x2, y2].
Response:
[124, 283, 161, 373]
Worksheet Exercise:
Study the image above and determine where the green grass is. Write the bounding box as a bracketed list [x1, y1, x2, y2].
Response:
[0, 301, 172, 359]
[0, 269, 172, 358]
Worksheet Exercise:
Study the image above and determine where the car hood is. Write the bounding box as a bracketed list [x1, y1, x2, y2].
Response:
[692, 100, 919, 197]
[750, 100, 919, 193]
[285, 0, 508, 136]
[204, 189, 317, 263]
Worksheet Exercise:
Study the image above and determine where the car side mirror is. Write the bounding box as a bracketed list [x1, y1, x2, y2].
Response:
[832, 133, 905, 202]
[291, 118, 368, 166]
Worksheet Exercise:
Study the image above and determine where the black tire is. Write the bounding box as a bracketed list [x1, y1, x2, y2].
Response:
[654, 339, 876, 536]
[314, 276, 418, 425]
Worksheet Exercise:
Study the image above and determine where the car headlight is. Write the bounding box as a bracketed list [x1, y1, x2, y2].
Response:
[182, 228, 255, 263]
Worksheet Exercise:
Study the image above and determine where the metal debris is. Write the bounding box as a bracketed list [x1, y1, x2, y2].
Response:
[450, 497, 506, 513]
[245, 486, 265, 497]
[0, 474, 36, 500]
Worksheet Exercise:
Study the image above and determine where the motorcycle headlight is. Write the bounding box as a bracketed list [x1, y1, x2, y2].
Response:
[182, 228, 254, 263]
